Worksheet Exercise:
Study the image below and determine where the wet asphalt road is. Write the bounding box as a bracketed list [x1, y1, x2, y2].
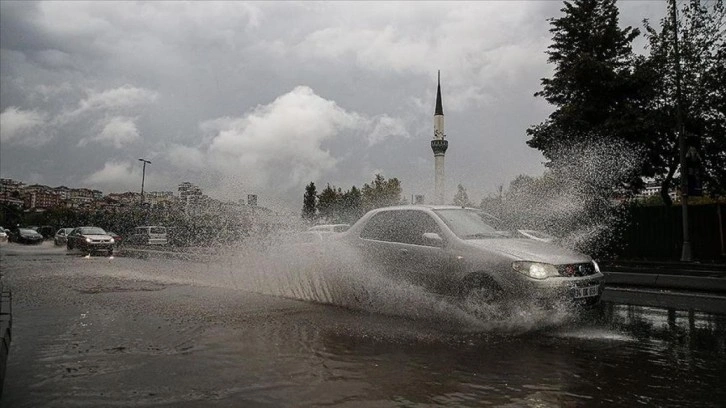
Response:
[1, 242, 725, 407]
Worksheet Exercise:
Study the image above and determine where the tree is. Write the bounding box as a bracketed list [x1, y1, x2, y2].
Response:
[527, 0, 646, 189]
[641, 0, 726, 201]
[317, 184, 342, 222]
[361, 174, 402, 211]
[340, 186, 363, 223]
[452, 184, 472, 207]
[302, 182, 317, 221]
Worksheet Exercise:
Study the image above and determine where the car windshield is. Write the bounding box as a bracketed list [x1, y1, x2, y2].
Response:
[19, 229, 37, 234]
[80, 227, 107, 235]
[433, 209, 511, 239]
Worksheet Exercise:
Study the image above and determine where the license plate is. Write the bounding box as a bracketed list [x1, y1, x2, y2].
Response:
[573, 285, 599, 299]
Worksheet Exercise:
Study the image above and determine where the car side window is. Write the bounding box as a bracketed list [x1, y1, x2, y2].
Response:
[396, 211, 443, 246]
[360, 212, 399, 242]
[360, 210, 443, 247]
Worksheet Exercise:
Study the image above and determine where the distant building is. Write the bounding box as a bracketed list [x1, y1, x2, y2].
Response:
[54, 186, 71, 201]
[106, 192, 141, 206]
[69, 188, 96, 208]
[0, 192, 23, 208]
[24, 190, 61, 210]
[634, 180, 677, 201]
[178, 182, 202, 200]
[147, 191, 175, 207]
[0, 178, 24, 193]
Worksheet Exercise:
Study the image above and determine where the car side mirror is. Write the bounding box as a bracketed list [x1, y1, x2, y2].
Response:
[422, 232, 443, 246]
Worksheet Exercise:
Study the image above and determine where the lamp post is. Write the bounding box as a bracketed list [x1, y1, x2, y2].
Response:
[139, 158, 151, 204]
[671, 0, 691, 261]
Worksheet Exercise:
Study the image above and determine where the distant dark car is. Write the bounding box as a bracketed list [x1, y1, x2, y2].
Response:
[9, 228, 44, 245]
[54, 228, 75, 246]
[66, 227, 115, 256]
[37, 225, 55, 239]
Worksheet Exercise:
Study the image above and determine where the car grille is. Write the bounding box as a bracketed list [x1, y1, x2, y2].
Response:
[557, 262, 597, 277]
[91, 239, 112, 243]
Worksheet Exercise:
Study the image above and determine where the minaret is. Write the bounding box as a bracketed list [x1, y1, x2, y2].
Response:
[431, 70, 448, 204]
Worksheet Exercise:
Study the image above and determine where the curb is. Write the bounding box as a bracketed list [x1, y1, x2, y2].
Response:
[603, 271, 726, 294]
[0, 285, 11, 397]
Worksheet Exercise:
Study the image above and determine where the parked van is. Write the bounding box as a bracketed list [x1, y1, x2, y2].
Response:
[131, 226, 167, 246]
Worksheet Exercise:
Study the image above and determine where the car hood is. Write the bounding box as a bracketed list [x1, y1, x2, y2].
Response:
[82, 234, 113, 240]
[464, 238, 591, 265]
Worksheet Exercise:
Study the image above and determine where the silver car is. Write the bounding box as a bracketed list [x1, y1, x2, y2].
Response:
[54, 228, 74, 246]
[333, 205, 603, 305]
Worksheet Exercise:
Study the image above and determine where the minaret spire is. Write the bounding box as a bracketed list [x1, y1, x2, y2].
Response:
[435, 70, 444, 116]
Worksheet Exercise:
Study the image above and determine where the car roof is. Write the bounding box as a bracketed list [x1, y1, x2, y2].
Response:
[369, 205, 486, 212]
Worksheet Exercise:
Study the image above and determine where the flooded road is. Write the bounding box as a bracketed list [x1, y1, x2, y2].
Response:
[1, 243, 725, 407]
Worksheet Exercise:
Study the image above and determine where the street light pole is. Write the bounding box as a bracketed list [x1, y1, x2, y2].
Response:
[671, 0, 691, 261]
[139, 158, 151, 204]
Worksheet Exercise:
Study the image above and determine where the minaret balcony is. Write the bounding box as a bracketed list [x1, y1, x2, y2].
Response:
[431, 139, 448, 155]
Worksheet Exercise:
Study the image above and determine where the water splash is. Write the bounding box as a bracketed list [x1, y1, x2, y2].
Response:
[490, 139, 642, 256]
[178, 241, 578, 334]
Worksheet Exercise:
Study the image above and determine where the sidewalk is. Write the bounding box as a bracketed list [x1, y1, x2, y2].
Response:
[600, 260, 726, 294]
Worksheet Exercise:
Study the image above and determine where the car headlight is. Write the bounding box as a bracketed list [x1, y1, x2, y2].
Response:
[109, 238, 115, 243]
[512, 261, 559, 280]
[85, 237, 92, 243]
[592, 260, 601, 274]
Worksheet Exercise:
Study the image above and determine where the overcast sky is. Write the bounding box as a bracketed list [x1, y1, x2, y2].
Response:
[0, 1, 666, 210]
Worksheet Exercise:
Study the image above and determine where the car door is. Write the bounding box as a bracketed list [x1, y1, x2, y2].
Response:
[386, 210, 452, 294]
[359, 210, 452, 293]
[358, 211, 403, 277]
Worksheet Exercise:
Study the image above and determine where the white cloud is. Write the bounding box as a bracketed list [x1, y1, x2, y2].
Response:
[0, 106, 49, 145]
[84, 161, 140, 187]
[166, 144, 206, 170]
[202, 86, 363, 194]
[64, 85, 158, 120]
[367, 115, 409, 146]
[84, 160, 173, 193]
[78, 116, 140, 148]
[175, 86, 411, 203]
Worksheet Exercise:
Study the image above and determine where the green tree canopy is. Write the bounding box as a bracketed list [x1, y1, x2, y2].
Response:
[528, 0, 641, 153]
[641, 0, 726, 200]
[452, 184, 472, 207]
[361, 174, 402, 211]
[302, 182, 317, 221]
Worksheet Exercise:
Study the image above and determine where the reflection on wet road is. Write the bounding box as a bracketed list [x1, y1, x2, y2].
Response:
[1, 243, 724, 407]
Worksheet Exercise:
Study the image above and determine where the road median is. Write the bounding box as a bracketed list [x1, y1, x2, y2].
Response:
[601, 260, 726, 294]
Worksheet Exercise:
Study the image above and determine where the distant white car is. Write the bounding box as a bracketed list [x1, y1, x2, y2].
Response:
[130, 226, 167, 246]
[308, 224, 350, 233]
[0, 228, 7, 243]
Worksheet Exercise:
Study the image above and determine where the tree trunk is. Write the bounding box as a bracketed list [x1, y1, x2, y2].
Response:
[661, 161, 678, 207]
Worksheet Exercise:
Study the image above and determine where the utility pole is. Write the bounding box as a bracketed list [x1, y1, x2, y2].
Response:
[139, 158, 151, 205]
[671, 0, 691, 261]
